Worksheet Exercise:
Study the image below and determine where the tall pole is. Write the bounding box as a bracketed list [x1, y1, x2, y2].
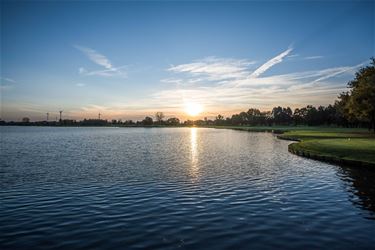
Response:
[59, 111, 63, 122]
[46, 112, 49, 121]
[99, 113, 101, 120]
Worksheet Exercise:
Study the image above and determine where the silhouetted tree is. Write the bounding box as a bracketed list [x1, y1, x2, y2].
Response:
[231, 114, 243, 125]
[347, 58, 375, 132]
[142, 116, 153, 125]
[124, 120, 135, 125]
[166, 117, 180, 125]
[293, 108, 306, 125]
[155, 112, 165, 125]
[214, 114, 225, 125]
[271, 106, 293, 125]
[247, 108, 261, 125]
[184, 120, 194, 126]
[22, 117, 30, 123]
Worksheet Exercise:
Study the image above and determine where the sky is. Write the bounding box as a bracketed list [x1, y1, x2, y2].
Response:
[0, 0, 374, 121]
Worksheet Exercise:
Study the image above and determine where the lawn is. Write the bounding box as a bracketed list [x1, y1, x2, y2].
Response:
[279, 129, 375, 166]
[289, 138, 375, 165]
[211, 125, 375, 167]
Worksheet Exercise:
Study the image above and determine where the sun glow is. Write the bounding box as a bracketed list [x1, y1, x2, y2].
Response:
[184, 102, 203, 117]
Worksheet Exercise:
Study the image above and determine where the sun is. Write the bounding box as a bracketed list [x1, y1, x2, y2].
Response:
[184, 102, 203, 117]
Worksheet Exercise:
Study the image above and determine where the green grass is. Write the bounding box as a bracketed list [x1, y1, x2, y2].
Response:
[280, 129, 375, 166]
[209, 125, 375, 166]
[279, 130, 374, 140]
[289, 138, 375, 165]
[208, 125, 370, 133]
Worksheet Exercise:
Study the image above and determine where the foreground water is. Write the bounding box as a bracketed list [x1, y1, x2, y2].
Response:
[0, 127, 374, 249]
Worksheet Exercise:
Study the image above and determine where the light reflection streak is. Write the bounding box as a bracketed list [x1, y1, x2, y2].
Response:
[190, 127, 199, 180]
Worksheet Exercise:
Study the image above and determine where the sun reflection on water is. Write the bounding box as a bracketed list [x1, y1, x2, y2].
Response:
[190, 127, 199, 180]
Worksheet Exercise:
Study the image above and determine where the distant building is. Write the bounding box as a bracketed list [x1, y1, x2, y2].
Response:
[22, 117, 30, 123]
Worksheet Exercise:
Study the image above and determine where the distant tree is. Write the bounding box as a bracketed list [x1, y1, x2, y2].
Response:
[81, 119, 106, 126]
[142, 116, 153, 126]
[247, 108, 261, 125]
[324, 105, 336, 125]
[204, 117, 208, 123]
[347, 58, 375, 132]
[22, 117, 30, 123]
[335, 92, 352, 126]
[166, 117, 180, 125]
[184, 120, 194, 126]
[214, 114, 225, 125]
[194, 119, 206, 126]
[155, 112, 165, 125]
[293, 108, 305, 125]
[124, 120, 134, 125]
[305, 105, 319, 126]
[239, 112, 248, 124]
[231, 114, 243, 125]
[271, 106, 292, 125]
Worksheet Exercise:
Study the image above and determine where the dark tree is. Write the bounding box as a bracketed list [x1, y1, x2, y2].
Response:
[271, 106, 293, 125]
[155, 112, 165, 125]
[142, 116, 153, 125]
[166, 117, 180, 125]
[347, 58, 375, 132]
[214, 114, 226, 125]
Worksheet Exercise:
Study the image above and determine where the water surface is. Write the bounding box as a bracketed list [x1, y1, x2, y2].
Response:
[1, 127, 374, 249]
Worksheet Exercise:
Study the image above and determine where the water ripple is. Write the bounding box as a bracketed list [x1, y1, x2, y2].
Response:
[1, 127, 375, 249]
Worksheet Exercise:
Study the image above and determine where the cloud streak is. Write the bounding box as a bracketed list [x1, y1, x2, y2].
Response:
[312, 63, 364, 83]
[0, 77, 16, 91]
[0, 77, 16, 83]
[75, 83, 86, 87]
[75, 45, 126, 77]
[75, 45, 112, 69]
[304, 55, 324, 60]
[250, 47, 293, 77]
[168, 57, 256, 82]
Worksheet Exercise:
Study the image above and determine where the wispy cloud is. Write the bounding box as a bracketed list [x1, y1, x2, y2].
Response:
[0, 77, 16, 83]
[75, 83, 86, 87]
[0, 77, 16, 91]
[168, 57, 256, 82]
[304, 55, 324, 60]
[75, 45, 126, 77]
[75, 45, 112, 69]
[287, 54, 299, 58]
[250, 47, 293, 77]
[312, 62, 364, 83]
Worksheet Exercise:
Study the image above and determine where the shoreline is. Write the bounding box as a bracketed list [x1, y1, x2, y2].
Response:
[287, 142, 375, 168]
[212, 126, 375, 169]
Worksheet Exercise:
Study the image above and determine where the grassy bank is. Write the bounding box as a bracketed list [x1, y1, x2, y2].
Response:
[210, 126, 375, 167]
[288, 138, 375, 166]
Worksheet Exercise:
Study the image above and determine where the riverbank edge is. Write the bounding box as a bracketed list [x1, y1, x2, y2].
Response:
[285, 139, 375, 168]
[214, 126, 375, 168]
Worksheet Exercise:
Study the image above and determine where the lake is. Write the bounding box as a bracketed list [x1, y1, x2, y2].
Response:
[1, 127, 374, 249]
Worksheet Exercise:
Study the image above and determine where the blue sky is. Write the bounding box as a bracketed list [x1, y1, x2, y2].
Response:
[1, 0, 374, 121]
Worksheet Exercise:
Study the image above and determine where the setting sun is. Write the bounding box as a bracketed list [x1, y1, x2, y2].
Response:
[184, 102, 203, 116]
